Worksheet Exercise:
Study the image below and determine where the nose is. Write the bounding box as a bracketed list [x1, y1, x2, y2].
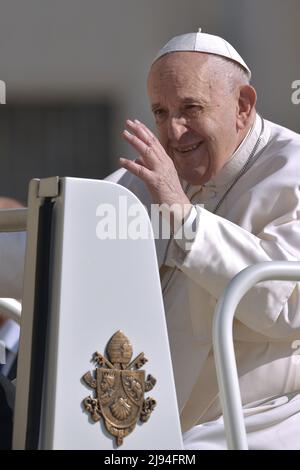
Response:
[167, 116, 188, 141]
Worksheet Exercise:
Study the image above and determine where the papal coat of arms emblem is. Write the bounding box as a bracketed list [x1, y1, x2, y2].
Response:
[82, 331, 157, 446]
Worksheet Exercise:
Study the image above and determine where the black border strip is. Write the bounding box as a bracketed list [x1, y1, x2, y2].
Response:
[25, 199, 54, 449]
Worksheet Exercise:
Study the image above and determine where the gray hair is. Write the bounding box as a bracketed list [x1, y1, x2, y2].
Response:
[209, 55, 250, 92]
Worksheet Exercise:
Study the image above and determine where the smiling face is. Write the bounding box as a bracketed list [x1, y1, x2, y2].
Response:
[147, 52, 255, 185]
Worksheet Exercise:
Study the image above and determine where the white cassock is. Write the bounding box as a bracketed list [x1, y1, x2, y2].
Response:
[106, 113, 300, 450]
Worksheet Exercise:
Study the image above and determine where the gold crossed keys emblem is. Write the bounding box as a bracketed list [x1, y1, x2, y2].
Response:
[82, 331, 157, 446]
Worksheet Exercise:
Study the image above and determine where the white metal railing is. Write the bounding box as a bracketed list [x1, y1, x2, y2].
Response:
[212, 261, 300, 450]
[0, 298, 22, 324]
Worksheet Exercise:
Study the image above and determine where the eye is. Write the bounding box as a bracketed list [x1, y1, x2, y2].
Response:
[152, 108, 167, 124]
[184, 104, 203, 112]
[153, 108, 165, 117]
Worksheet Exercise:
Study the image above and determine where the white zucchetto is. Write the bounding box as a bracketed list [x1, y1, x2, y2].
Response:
[153, 28, 251, 78]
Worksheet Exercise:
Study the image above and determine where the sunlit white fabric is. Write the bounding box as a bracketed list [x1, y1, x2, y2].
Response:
[106, 114, 300, 449]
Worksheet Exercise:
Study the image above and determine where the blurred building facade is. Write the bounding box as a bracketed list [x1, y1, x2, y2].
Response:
[0, 0, 299, 201]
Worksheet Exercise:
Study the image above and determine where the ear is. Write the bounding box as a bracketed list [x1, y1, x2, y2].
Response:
[236, 85, 257, 130]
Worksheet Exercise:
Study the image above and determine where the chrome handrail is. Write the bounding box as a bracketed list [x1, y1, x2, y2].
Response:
[0, 298, 22, 324]
[212, 261, 300, 450]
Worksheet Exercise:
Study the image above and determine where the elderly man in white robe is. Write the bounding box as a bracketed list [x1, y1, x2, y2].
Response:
[106, 31, 300, 450]
[0, 33, 300, 449]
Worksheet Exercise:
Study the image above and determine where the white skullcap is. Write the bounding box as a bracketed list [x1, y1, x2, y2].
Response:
[0, 80, 6, 104]
[153, 28, 251, 79]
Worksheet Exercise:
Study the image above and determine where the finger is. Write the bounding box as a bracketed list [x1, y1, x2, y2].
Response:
[122, 130, 155, 164]
[134, 121, 158, 144]
[133, 119, 156, 140]
[126, 119, 158, 148]
[119, 157, 153, 182]
[135, 157, 147, 167]
[126, 120, 168, 165]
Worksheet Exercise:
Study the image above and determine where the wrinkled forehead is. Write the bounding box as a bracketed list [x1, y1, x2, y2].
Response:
[148, 51, 211, 80]
[147, 52, 218, 99]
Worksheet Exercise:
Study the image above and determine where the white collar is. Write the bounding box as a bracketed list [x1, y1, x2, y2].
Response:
[207, 113, 270, 188]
